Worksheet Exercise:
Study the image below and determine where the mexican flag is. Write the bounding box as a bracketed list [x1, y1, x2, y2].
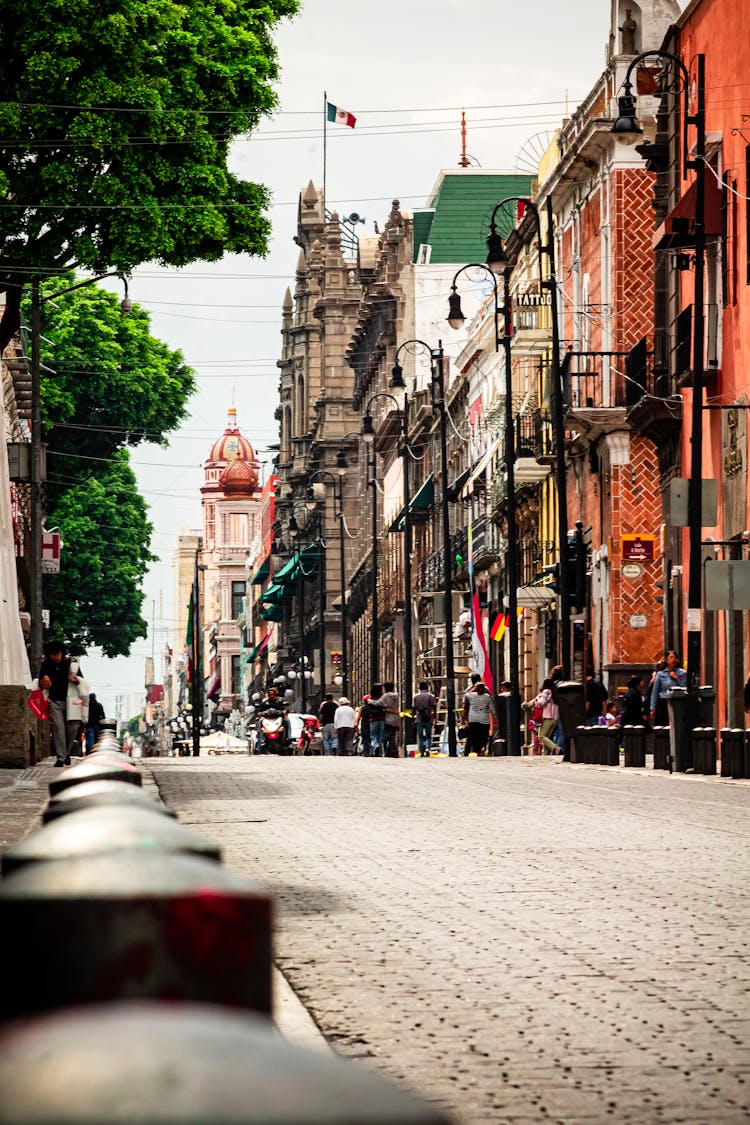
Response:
[327, 102, 356, 128]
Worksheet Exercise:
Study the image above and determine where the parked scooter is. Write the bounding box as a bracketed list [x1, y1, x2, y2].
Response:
[296, 714, 320, 755]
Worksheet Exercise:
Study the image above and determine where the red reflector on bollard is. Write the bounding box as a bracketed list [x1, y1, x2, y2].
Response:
[0, 853, 273, 1020]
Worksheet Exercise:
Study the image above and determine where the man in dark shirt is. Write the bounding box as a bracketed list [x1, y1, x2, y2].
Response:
[318, 692, 338, 755]
[38, 640, 81, 766]
[86, 692, 105, 753]
[585, 669, 608, 726]
[412, 681, 436, 757]
[255, 686, 288, 753]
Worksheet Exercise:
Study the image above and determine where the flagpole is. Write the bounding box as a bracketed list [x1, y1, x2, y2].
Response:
[323, 89, 327, 210]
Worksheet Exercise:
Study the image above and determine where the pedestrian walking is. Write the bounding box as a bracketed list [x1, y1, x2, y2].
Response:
[371, 681, 401, 757]
[37, 641, 83, 767]
[649, 650, 687, 725]
[318, 692, 338, 756]
[620, 675, 647, 727]
[86, 692, 105, 753]
[533, 678, 560, 755]
[412, 681, 436, 757]
[368, 684, 386, 756]
[356, 695, 372, 756]
[333, 697, 356, 756]
[585, 668, 608, 726]
[461, 682, 496, 757]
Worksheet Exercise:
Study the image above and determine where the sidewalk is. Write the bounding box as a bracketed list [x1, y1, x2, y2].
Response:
[0, 755, 328, 1049]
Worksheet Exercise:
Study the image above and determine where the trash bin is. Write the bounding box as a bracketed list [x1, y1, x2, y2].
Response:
[666, 686, 692, 772]
[556, 682, 586, 762]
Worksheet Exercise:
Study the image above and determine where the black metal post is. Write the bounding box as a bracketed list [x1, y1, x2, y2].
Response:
[191, 550, 202, 757]
[298, 545, 307, 713]
[432, 344, 457, 758]
[30, 280, 43, 672]
[400, 392, 414, 745]
[498, 274, 522, 756]
[544, 196, 572, 679]
[686, 53, 706, 695]
[318, 509, 326, 707]
[369, 446, 379, 687]
[338, 489, 348, 697]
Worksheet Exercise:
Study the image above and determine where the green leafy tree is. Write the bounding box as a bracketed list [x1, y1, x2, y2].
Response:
[47, 450, 155, 656]
[0, 0, 298, 348]
[127, 714, 143, 737]
[28, 276, 195, 656]
[32, 275, 195, 508]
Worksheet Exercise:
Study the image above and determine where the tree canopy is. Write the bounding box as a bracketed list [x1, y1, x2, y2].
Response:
[0, 0, 298, 347]
[30, 275, 195, 657]
[48, 450, 155, 657]
[32, 275, 195, 509]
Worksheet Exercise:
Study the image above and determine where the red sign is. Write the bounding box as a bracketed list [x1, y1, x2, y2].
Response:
[621, 534, 655, 562]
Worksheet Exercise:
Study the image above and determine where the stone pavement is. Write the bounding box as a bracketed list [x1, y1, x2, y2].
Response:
[148, 755, 750, 1125]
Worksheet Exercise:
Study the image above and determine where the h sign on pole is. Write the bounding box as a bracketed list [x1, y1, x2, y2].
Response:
[40, 531, 61, 574]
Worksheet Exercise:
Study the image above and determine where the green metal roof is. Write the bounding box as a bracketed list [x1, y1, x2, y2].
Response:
[413, 172, 534, 264]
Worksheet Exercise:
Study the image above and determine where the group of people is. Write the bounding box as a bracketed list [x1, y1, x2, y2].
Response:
[320, 682, 402, 757]
[36, 640, 105, 766]
[528, 651, 691, 756]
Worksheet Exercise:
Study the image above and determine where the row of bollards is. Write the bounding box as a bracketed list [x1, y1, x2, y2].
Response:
[0, 723, 449, 1124]
[719, 728, 750, 779]
[573, 725, 621, 766]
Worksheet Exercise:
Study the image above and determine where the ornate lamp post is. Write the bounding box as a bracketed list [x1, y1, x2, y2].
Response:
[485, 196, 570, 680]
[611, 50, 707, 694]
[447, 266, 521, 755]
[306, 469, 348, 699]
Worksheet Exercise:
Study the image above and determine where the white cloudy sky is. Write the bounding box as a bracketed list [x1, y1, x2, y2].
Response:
[86, 0, 625, 715]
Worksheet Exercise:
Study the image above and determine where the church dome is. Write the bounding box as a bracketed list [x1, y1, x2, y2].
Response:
[219, 458, 259, 496]
[208, 406, 256, 465]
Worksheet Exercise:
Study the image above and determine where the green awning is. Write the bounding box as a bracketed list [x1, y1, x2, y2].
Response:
[260, 605, 284, 622]
[250, 555, 270, 585]
[274, 541, 325, 584]
[259, 583, 290, 606]
[389, 474, 435, 532]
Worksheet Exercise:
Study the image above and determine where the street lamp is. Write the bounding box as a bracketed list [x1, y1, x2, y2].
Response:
[446, 265, 521, 755]
[484, 195, 570, 680]
[361, 389, 411, 707]
[29, 272, 130, 670]
[612, 50, 707, 694]
[306, 469, 348, 698]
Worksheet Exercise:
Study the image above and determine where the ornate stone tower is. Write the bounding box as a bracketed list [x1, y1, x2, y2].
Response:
[200, 407, 262, 721]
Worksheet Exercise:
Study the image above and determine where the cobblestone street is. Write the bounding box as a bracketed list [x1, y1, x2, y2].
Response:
[151, 756, 750, 1124]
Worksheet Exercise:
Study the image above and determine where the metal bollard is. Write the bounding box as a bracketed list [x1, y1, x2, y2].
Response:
[573, 725, 587, 764]
[601, 726, 620, 766]
[694, 728, 717, 775]
[0, 1001, 451, 1124]
[48, 754, 142, 795]
[622, 725, 646, 768]
[652, 726, 671, 771]
[2, 805, 220, 874]
[692, 727, 705, 774]
[731, 728, 744, 780]
[43, 780, 177, 823]
[0, 852, 273, 1021]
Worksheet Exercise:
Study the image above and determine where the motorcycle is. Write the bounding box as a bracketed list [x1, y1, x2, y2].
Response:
[296, 714, 320, 755]
[257, 709, 291, 754]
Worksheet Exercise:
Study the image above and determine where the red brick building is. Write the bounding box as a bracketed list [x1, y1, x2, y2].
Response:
[537, 0, 680, 690]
